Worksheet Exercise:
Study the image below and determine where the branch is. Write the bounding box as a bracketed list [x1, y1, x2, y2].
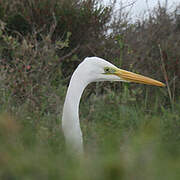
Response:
[49, 12, 57, 39]
[59, 44, 80, 62]
[158, 44, 173, 108]
[119, 0, 137, 11]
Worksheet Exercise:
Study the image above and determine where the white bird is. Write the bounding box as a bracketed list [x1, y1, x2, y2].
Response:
[62, 57, 165, 155]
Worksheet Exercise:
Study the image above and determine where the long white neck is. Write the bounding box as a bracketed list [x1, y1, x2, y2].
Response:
[62, 66, 89, 155]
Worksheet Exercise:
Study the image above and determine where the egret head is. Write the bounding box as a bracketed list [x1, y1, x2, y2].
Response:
[63, 56, 165, 155]
[79, 57, 165, 87]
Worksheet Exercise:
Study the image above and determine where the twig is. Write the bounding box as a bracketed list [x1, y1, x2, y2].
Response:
[49, 12, 57, 39]
[172, 74, 177, 104]
[158, 44, 173, 108]
[86, 44, 97, 56]
[59, 44, 80, 62]
[119, 0, 137, 11]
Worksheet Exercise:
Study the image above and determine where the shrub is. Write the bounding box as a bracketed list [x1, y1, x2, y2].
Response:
[0, 17, 65, 110]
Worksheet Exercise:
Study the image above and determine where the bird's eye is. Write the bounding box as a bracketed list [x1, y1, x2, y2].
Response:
[104, 67, 115, 74]
[104, 67, 110, 73]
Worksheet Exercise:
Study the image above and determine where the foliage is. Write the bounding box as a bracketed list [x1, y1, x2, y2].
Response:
[105, 3, 180, 105]
[0, 1, 180, 179]
[0, 90, 180, 179]
[0, 0, 180, 105]
[0, 0, 115, 107]
[0, 21, 65, 109]
[0, 0, 113, 75]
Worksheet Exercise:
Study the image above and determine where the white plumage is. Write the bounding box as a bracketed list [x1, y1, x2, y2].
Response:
[62, 57, 165, 155]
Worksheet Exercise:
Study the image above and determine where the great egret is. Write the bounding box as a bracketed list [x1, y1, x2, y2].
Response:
[62, 57, 165, 155]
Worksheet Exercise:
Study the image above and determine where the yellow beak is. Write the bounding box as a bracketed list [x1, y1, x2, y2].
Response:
[115, 68, 165, 87]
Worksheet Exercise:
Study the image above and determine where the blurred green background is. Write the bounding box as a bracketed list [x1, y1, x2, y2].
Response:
[0, 0, 180, 179]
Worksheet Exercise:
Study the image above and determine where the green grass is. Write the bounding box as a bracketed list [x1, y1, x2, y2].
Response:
[0, 87, 180, 180]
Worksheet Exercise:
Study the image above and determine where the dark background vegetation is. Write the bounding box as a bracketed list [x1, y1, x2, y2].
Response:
[0, 0, 180, 179]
